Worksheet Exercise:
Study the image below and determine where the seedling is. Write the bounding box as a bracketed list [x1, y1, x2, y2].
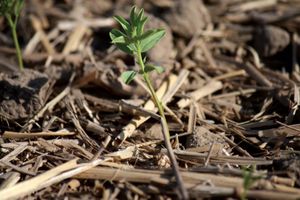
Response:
[242, 165, 262, 200]
[110, 6, 188, 199]
[0, 0, 24, 70]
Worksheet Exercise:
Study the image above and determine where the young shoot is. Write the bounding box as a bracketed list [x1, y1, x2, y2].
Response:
[110, 6, 188, 199]
[0, 0, 24, 70]
[242, 166, 262, 200]
[110, 6, 166, 129]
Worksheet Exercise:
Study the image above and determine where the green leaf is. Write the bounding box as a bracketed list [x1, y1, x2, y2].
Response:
[144, 64, 165, 73]
[121, 70, 137, 84]
[130, 6, 137, 26]
[109, 29, 133, 54]
[109, 29, 126, 44]
[137, 15, 148, 36]
[143, 56, 147, 63]
[127, 43, 137, 52]
[14, 0, 23, 17]
[137, 8, 144, 20]
[109, 29, 126, 39]
[114, 16, 130, 34]
[111, 35, 126, 44]
[140, 29, 165, 52]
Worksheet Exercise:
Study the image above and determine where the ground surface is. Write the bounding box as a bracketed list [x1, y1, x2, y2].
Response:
[1, 0, 300, 199]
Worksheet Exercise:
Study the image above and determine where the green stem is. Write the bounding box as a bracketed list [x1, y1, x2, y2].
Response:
[143, 73, 168, 136]
[136, 46, 188, 199]
[6, 14, 24, 71]
[136, 46, 167, 136]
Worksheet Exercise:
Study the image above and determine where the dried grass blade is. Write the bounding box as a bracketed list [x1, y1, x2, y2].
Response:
[0, 159, 78, 200]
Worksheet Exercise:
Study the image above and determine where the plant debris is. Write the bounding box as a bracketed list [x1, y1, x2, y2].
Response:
[1, 0, 300, 199]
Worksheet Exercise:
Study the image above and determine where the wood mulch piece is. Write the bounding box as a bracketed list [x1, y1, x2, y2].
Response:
[1, 0, 300, 199]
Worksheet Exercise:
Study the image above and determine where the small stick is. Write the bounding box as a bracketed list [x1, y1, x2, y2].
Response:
[187, 102, 197, 134]
[177, 80, 223, 108]
[163, 104, 184, 126]
[30, 15, 56, 55]
[3, 130, 75, 139]
[161, 118, 189, 199]
[0, 160, 36, 176]
[204, 142, 215, 166]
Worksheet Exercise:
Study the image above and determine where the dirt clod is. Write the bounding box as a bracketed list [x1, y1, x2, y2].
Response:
[162, 0, 211, 37]
[253, 25, 290, 57]
[0, 69, 49, 120]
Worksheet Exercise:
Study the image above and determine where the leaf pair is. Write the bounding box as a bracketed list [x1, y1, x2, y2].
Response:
[13, 0, 24, 18]
[110, 29, 135, 54]
[129, 6, 147, 37]
[144, 64, 164, 73]
[121, 64, 164, 84]
[121, 70, 137, 84]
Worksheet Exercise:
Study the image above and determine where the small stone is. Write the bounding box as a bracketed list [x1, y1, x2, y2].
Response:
[146, 123, 164, 140]
[162, 0, 211, 38]
[253, 25, 290, 57]
[68, 179, 81, 190]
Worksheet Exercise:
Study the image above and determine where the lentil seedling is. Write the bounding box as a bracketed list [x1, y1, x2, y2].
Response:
[110, 6, 188, 199]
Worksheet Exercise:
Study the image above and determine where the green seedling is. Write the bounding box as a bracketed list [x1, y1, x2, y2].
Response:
[241, 165, 262, 200]
[0, 0, 24, 70]
[110, 6, 188, 199]
[110, 6, 166, 137]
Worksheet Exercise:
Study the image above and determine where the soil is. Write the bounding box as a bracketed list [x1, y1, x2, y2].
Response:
[1, 0, 300, 199]
[0, 69, 50, 120]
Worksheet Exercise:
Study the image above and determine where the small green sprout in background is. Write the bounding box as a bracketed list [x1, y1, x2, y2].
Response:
[242, 165, 262, 200]
[110, 6, 188, 199]
[0, 0, 24, 71]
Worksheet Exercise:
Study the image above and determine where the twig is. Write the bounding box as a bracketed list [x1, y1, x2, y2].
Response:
[160, 118, 189, 199]
[177, 80, 223, 108]
[3, 130, 75, 139]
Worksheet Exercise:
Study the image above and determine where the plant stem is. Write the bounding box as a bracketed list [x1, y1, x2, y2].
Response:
[6, 14, 24, 71]
[136, 47, 189, 199]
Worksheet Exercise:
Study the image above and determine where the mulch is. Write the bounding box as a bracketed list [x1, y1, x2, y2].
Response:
[1, 0, 300, 199]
